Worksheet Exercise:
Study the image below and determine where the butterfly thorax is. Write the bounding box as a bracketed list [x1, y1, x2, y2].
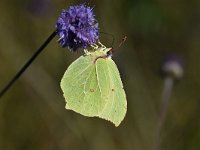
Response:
[84, 47, 112, 64]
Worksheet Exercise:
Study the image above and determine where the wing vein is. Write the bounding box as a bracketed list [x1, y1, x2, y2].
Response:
[63, 63, 91, 82]
[95, 61, 102, 114]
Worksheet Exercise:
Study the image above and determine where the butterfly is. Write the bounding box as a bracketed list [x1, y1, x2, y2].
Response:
[61, 42, 127, 126]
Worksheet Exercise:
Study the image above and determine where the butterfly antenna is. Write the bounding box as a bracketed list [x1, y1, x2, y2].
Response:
[111, 36, 127, 53]
[118, 36, 127, 48]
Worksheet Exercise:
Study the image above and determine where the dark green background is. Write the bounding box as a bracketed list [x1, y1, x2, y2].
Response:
[0, 0, 200, 149]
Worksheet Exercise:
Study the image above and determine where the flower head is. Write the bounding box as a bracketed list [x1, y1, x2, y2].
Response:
[161, 55, 184, 80]
[55, 4, 99, 51]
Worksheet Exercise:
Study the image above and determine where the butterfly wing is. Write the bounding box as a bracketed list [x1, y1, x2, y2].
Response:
[95, 58, 127, 126]
[61, 51, 127, 126]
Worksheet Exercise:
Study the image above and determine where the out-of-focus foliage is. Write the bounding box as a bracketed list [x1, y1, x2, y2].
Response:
[0, 0, 200, 150]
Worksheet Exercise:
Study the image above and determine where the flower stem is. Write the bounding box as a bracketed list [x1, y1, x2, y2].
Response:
[154, 76, 174, 150]
[0, 30, 57, 98]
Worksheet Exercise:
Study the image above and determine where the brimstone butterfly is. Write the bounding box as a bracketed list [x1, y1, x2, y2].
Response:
[61, 46, 127, 126]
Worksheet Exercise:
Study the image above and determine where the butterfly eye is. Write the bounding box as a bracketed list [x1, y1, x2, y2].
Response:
[106, 48, 113, 57]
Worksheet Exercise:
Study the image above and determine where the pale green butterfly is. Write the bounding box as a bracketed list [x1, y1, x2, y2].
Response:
[60, 43, 127, 126]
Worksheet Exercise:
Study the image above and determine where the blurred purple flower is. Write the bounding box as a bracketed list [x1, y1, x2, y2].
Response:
[55, 4, 99, 51]
[161, 55, 184, 80]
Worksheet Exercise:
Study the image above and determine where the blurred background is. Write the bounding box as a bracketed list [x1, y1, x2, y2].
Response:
[0, 0, 200, 150]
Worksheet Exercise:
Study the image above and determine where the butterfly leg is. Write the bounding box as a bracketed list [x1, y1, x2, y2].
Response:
[91, 44, 98, 49]
[84, 49, 91, 55]
[98, 41, 106, 49]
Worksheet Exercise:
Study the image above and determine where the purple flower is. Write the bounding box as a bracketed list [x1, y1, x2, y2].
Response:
[161, 55, 184, 80]
[55, 4, 99, 51]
